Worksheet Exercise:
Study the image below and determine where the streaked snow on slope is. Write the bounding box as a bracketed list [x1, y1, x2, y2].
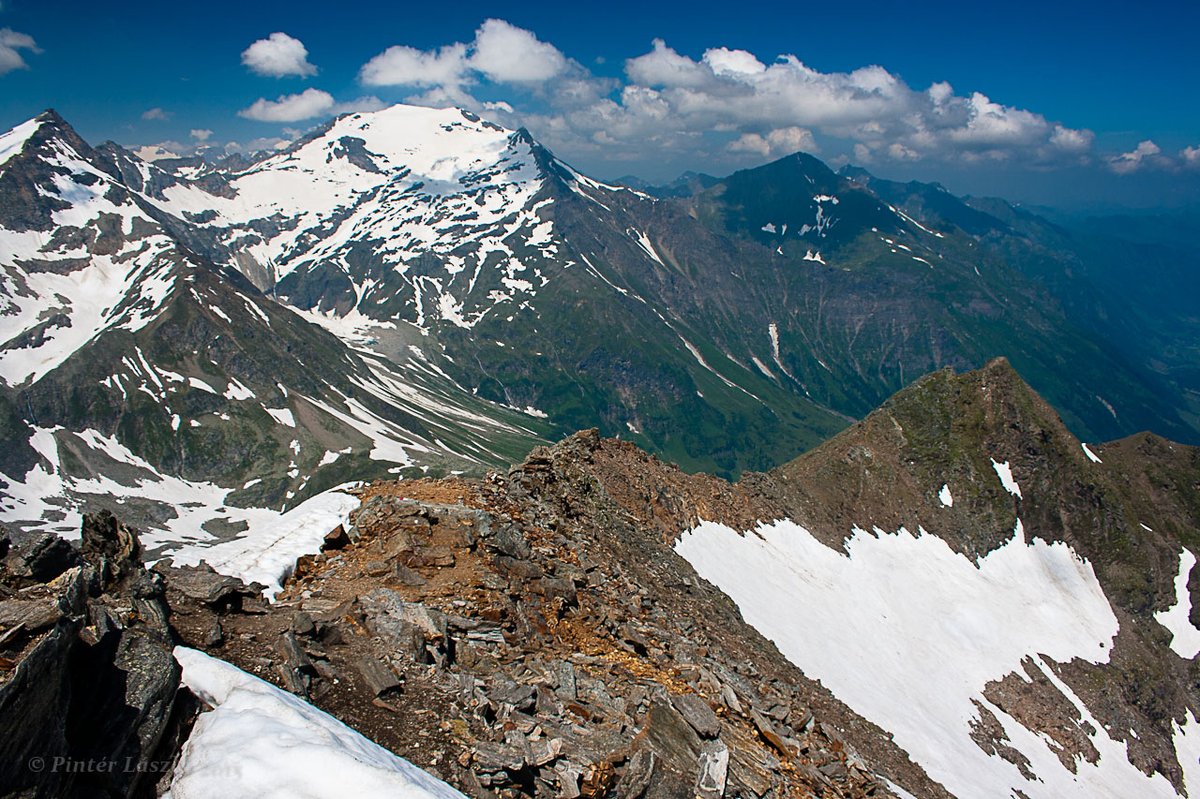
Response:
[150, 104, 577, 334]
[991, 458, 1023, 498]
[1156, 549, 1200, 659]
[677, 517, 1194, 799]
[166, 647, 467, 799]
[164, 490, 360, 596]
[0, 426, 359, 595]
[0, 116, 42, 171]
[0, 133, 183, 386]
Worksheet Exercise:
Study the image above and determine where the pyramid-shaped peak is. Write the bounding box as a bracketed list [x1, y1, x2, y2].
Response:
[0, 107, 92, 170]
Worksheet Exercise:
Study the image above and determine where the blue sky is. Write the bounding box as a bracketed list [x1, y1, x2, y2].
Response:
[2, 0, 1198, 208]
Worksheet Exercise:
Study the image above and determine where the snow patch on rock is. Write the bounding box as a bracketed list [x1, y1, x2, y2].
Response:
[675, 518, 1187, 799]
[1156, 548, 1200, 659]
[167, 646, 466, 799]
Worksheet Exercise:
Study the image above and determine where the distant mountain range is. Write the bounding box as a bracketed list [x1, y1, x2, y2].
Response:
[1, 103, 1197, 561]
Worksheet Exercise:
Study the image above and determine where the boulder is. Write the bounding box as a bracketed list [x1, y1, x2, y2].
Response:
[0, 514, 189, 799]
[670, 693, 721, 739]
[695, 741, 729, 799]
[615, 750, 655, 799]
[155, 560, 264, 611]
[392, 563, 428, 586]
[79, 509, 141, 589]
[356, 656, 402, 696]
[360, 589, 452, 665]
[4, 532, 79, 582]
[321, 525, 351, 551]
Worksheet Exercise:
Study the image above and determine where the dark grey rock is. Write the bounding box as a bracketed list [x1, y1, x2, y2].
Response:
[532, 577, 577, 606]
[393, 563, 428, 586]
[0, 597, 63, 632]
[6, 533, 79, 582]
[474, 741, 526, 773]
[292, 611, 316, 637]
[0, 510, 189, 799]
[356, 656, 401, 696]
[79, 509, 141, 589]
[202, 616, 224, 647]
[555, 761, 582, 799]
[529, 737, 564, 767]
[553, 661, 578, 701]
[616, 750, 655, 799]
[156, 559, 263, 611]
[671, 693, 721, 739]
[360, 589, 451, 665]
[485, 524, 531, 560]
[276, 631, 315, 696]
[496, 555, 544, 579]
[489, 679, 536, 712]
[321, 524, 351, 551]
[640, 700, 706, 798]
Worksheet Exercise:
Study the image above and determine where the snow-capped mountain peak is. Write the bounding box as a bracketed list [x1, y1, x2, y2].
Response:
[0, 114, 47, 173]
[148, 103, 565, 333]
[0, 110, 188, 386]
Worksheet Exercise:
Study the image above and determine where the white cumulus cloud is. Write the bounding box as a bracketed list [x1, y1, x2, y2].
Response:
[1109, 140, 1163, 174]
[611, 40, 1096, 167]
[728, 127, 818, 156]
[470, 19, 567, 83]
[359, 19, 568, 88]
[141, 107, 170, 121]
[241, 32, 317, 78]
[333, 95, 388, 114]
[239, 88, 334, 122]
[190, 128, 213, 142]
[339, 22, 1176, 179]
[360, 43, 469, 88]
[0, 28, 40, 75]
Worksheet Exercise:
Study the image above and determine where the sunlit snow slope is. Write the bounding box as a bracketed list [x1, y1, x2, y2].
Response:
[152, 104, 569, 334]
[678, 415, 1200, 799]
[167, 647, 468, 799]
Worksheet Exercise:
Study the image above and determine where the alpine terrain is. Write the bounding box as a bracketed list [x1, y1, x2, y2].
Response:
[1, 100, 1199, 799]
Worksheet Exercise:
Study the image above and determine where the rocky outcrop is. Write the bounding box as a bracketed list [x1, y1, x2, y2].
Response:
[0, 511, 193, 799]
[164, 467, 940, 799]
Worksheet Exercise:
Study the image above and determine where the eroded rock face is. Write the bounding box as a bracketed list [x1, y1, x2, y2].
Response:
[162, 471, 937, 799]
[0, 512, 192, 799]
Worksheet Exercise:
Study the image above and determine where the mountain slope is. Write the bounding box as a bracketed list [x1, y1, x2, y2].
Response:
[0, 110, 548, 561]
[126, 105, 855, 476]
[5, 103, 1196, 489]
[839, 166, 1200, 441]
[175, 358, 1199, 799]
[672, 359, 1200, 798]
[126, 105, 1199, 477]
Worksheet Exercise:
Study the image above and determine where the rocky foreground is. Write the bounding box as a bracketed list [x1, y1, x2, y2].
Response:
[3, 359, 1199, 799]
[1, 427, 934, 799]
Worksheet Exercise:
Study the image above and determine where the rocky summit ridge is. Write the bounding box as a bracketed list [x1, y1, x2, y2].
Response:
[3, 361, 1199, 799]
